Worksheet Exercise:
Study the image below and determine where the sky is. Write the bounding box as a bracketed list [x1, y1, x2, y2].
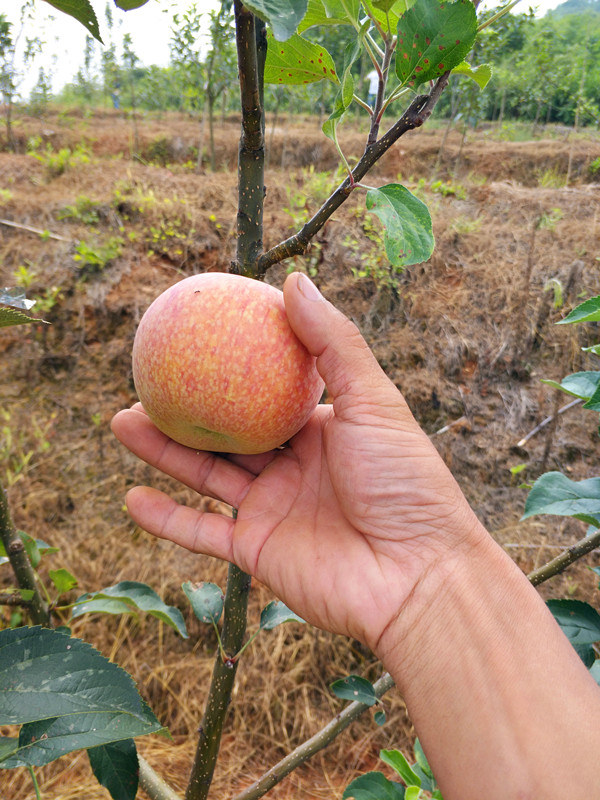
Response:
[1, 0, 565, 98]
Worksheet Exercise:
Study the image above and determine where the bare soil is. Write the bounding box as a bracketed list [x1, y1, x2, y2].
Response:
[1, 109, 599, 799]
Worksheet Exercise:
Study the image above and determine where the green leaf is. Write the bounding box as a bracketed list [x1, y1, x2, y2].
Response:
[395, 0, 477, 88]
[265, 31, 338, 85]
[259, 600, 305, 630]
[322, 37, 363, 141]
[49, 568, 78, 595]
[452, 60, 492, 89]
[243, 0, 308, 41]
[73, 597, 137, 616]
[541, 372, 600, 401]
[0, 307, 38, 328]
[413, 739, 433, 780]
[322, 0, 361, 21]
[583, 381, 600, 412]
[404, 787, 422, 800]
[411, 739, 437, 792]
[372, 0, 402, 11]
[41, 0, 103, 43]
[557, 294, 600, 325]
[582, 344, 600, 356]
[0, 627, 162, 768]
[0, 737, 18, 763]
[114, 0, 151, 8]
[365, 184, 434, 268]
[298, 0, 350, 32]
[182, 581, 223, 625]
[88, 739, 139, 800]
[331, 675, 378, 705]
[343, 771, 406, 799]
[364, 0, 412, 32]
[374, 709, 387, 725]
[547, 599, 600, 668]
[22, 534, 59, 568]
[72, 581, 188, 638]
[381, 749, 422, 787]
[522, 471, 600, 528]
[0, 533, 58, 569]
[589, 660, 600, 686]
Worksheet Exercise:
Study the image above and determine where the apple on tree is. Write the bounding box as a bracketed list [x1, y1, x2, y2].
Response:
[132, 273, 324, 455]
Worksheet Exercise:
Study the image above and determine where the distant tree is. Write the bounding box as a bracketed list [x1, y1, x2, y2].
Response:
[0, 16, 13, 126]
[169, 2, 237, 171]
[170, 4, 204, 116]
[552, 0, 600, 17]
[122, 32, 141, 154]
[0, 1, 40, 150]
[29, 64, 53, 114]
[201, 0, 236, 170]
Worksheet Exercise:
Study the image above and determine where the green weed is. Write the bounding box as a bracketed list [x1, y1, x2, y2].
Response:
[450, 215, 482, 235]
[431, 179, 466, 200]
[57, 196, 101, 225]
[0, 409, 56, 488]
[30, 143, 91, 179]
[73, 236, 123, 277]
[13, 263, 38, 290]
[537, 168, 565, 189]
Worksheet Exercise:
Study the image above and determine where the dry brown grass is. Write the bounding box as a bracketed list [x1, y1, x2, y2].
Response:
[1, 110, 600, 799]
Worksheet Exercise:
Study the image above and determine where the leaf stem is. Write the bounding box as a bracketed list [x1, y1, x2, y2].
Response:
[477, 0, 521, 32]
[28, 767, 42, 800]
[368, 36, 396, 144]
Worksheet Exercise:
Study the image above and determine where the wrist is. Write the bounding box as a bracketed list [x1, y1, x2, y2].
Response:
[374, 517, 600, 799]
[374, 509, 495, 679]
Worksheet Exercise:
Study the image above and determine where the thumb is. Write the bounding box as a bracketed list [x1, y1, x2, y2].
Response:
[283, 272, 395, 405]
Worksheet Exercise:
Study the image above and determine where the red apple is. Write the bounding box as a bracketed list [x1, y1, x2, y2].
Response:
[132, 273, 324, 454]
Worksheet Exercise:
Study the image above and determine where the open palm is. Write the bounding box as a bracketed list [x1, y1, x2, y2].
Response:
[112, 274, 482, 654]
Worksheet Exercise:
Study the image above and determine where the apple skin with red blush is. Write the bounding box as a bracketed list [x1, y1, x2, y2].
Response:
[132, 273, 324, 455]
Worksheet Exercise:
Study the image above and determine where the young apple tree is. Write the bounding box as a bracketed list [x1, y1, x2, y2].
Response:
[7, 3, 595, 800]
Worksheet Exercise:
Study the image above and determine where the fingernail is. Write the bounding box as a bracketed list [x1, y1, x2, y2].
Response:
[297, 273, 323, 302]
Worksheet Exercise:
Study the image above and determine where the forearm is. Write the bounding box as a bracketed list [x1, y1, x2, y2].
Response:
[377, 524, 600, 800]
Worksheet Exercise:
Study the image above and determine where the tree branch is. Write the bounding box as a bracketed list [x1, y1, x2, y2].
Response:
[138, 755, 183, 800]
[0, 593, 33, 607]
[232, 673, 395, 800]
[0, 484, 50, 626]
[527, 528, 600, 587]
[516, 398, 583, 448]
[256, 74, 450, 277]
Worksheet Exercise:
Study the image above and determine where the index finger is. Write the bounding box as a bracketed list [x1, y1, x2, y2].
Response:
[111, 406, 255, 509]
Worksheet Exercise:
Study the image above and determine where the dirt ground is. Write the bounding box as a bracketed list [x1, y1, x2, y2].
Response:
[1, 108, 600, 799]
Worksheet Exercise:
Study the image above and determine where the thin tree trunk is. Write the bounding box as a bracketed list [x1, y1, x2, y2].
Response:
[566, 55, 587, 187]
[0, 484, 50, 626]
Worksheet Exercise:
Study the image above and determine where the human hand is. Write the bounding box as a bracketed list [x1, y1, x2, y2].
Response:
[111, 272, 486, 657]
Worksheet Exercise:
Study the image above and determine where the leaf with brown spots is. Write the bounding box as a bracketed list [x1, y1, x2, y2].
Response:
[395, 0, 477, 88]
[264, 30, 338, 85]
